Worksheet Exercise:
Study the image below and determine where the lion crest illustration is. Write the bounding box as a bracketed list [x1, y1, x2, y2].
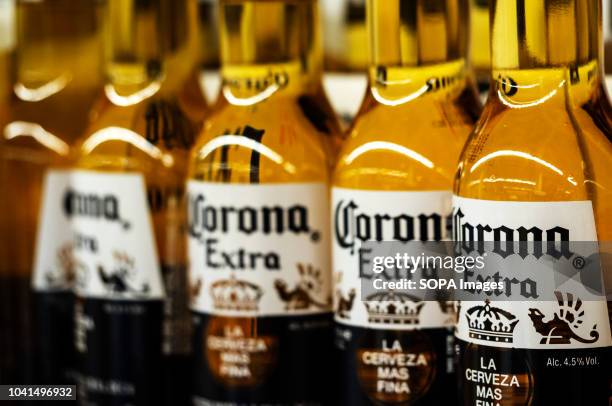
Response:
[97, 251, 150, 297]
[528, 291, 599, 345]
[274, 264, 331, 310]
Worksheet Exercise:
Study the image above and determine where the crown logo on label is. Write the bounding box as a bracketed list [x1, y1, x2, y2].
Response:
[466, 300, 519, 343]
[364, 292, 425, 325]
[210, 275, 263, 312]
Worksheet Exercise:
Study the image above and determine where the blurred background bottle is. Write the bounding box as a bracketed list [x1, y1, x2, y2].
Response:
[0, 0, 16, 385]
[196, 0, 220, 105]
[0, 0, 104, 385]
[70, 0, 205, 404]
[469, 0, 490, 95]
[197, 0, 219, 71]
[0, 0, 13, 117]
[604, 0, 611, 74]
[322, 0, 368, 72]
[320, 0, 368, 128]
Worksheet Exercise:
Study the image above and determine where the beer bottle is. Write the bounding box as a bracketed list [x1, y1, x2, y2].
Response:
[469, 0, 491, 94]
[70, 0, 204, 404]
[0, 0, 104, 384]
[567, 2, 612, 255]
[194, 0, 220, 107]
[187, 0, 341, 403]
[454, 0, 612, 404]
[0, 0, 12, 115]
[196, 0, 220, 70]
[604, 0, 611, 74]
[332, 0, 480, 404]
[322, 0, 368, 72]
[0, 0, 16, 386]
[321, 0, 369, 128]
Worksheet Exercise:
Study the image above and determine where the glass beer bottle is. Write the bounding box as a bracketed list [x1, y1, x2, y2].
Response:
[0, 0, 104, 385]
[469, 0, 491, 93]
[321, 0, 368, 72]
[321, 0, 370, 130]
[0, 0, 12, 116]
[70, 0, 205, 404]
[187, 0, 341, 403]
[196, 0, 220, 70]
[332, 0, 480, 404]
[604, 0, 611, 74]
[454, 0, 612, 404]
[0, 0, 15, 385]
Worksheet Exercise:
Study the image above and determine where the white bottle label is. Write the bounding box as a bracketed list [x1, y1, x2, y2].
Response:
[32, 170, 74, 292]
[187, 182, 331, 317]
[453, 196, 612, 349]
[332, 187, 455, 329]
[70, 170, 164, 300]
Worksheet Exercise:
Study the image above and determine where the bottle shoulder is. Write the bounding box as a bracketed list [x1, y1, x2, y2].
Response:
[0, 88, 100, 165]
[189, 96, 336, 184]
[455, 99, 597, 202]
[74, 95, 199, 175]
[333, 90, 477, 191]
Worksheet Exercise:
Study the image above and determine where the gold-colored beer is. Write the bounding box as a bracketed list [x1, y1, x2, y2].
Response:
[332, 0, 480, 404]
[567, 14, 612, 246]
[71, 0, 205, 404]
[197, 0, 220, 69]
[335, 0, 480, 191]
[188, 0, 341, 403]
[458, 0, 612, 242]
[322, 0, 368, 72]
[0, 0, 16, 385]
[604, 0, 611, 73]
[469, 0, 490, 90]
[454, 1, 612, 404]
[0, 0, 104, 384]
[190, 0, 340, 182]
[0, 0, 12, 115]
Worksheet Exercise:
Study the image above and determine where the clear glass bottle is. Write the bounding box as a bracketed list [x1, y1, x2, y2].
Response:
[70, 0, 205, 404]
[320, 0, 369, 129]
[454, 1, 612, 404]
[196, 0, 220, 70]
[469, 0, 491, 93]
[187, 0, 341, 403]
[332, 0, 480, 404]
[0, 0, 104, 385]
[604, 0, 611, 74]
[322, 0, 368, 72]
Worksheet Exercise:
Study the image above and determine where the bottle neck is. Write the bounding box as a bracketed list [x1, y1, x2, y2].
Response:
[344, 0, 368, 71]
[367, 0, 470, 103]
[368, 60, 469, 106]
[0, 0, 14, 104]
[14, 0, 103, 101]
[219, 0, 323, 102]
[104, 0, 200, 104]
[470, 0, 491, 80]
[489, 0, 604, 107]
